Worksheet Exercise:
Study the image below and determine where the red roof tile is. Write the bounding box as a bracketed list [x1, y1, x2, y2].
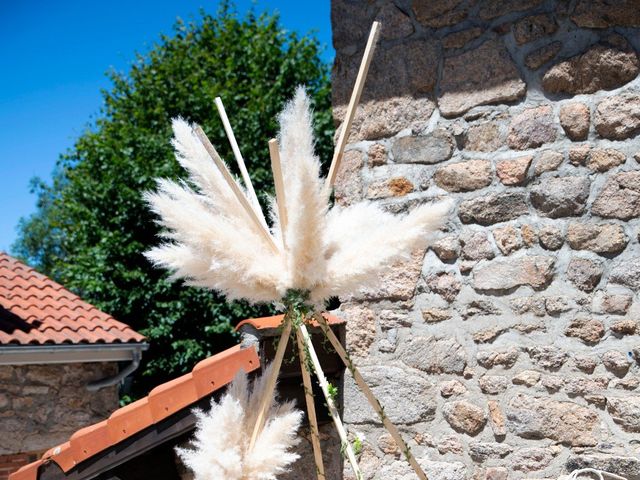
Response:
[0, 253, 144, 345]
[9, 344, 260, 480]
[236, 312, 343, 332]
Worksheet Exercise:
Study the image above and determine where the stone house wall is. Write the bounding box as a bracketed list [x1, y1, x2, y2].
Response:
[331, 1, 640, 479]
[0, 363, 118, 479]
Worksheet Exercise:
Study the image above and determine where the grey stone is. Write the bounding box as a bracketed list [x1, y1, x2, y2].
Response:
[567, 258, 603, 292]
[610, 257, 640, 290]
[459, 192, 529, 225]
[469, 442, 513, 462]
[534, 150, 564, 174]
[539, 224, 564, 250]
[479, 375, 509, 394]
[607, 396, 640, 432]
[559, 102, 590, 141]
[592, 171, 640, 219]
[506, 393, 599, 446]
[477, 347, 519, 369]
[335, 150, 364, 206]
[530, 176, 590, 218]
[401, 336, 467, 375]
[343, 365, 436, 425]
[479, 0, 544, 20]
[432, 236, 460, 261]
[439, 40, 526, 117]
[572, 0, 640, 28]
[464, 120, 503, 152]
[413, 0, 468, 28]
[602, 350, 632, 376]
[508, 106, 556, 150]
[513, 14, 558, 45]
[594, 93, 640, 140]
[393, 130, 454, 165]
[473, 256, 555, 291]
[527, 346, 568, 370]
[586, 148, 626, 172]
[492, 225, 523, 255]
[602, 294, 633, 314]
[567, 454, 640, 480]
[440, 379, 467, 397]
[426, 272, 462, 302]
[460, 230, 495, 261]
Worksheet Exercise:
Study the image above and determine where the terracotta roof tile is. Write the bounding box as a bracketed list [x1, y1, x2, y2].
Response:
[0, 253, 144, 345]
[9, 343, 260, 480]
[236, 312, 344, 332]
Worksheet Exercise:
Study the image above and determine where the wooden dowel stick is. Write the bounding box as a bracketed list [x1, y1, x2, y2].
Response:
[325, 21, 380, 192]
[248, 318, 293, 451]
[214, 97, 267, 228]
[268, 139, 288, 249]
[296, 330, 326, 480]
[193, 125, 279, 255]
[298, 324, 362, 480]
[315, 314, 428, 480]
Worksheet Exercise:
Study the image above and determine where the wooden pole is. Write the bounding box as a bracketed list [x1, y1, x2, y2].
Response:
[298, 324, 363, 480]
[248, 318, 293, 452]
[193, 125, 279, 255]
[214, 97, 267, 228]
[314, 314, 428, 480]
[325, 21, 381, 192]
[296, 329, 326, 479]
[268, 139, 288, 249]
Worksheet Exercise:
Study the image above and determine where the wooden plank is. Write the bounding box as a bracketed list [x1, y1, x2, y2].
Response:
[325, 21, 380, 191]
[193, 125, 279, 254]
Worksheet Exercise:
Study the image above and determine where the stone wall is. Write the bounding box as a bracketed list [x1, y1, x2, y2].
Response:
[332, 1, 640, 479]
[0, 363, 118, 456]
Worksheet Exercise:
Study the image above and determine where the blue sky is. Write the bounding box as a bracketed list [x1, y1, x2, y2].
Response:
[0, 0, 333, 252]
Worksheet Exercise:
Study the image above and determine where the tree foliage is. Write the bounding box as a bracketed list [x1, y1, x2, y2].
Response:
[13, 5, 333, 395]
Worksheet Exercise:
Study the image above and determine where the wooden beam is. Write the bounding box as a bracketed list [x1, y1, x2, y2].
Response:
[314, 314, 428, 480]
[193, 125, 279, 255]
[298, 323, 362, 479]
[296, 330, 326, 479]
[214, 97, 267, 228]
[325, 21, 380, 192]
[248, 319, 293, 451]
[268, 138, 288, 249]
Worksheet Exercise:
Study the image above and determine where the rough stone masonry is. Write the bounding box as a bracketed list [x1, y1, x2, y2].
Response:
[331, 1, 640, 479]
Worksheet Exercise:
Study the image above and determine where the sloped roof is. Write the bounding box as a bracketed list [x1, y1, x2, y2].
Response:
[9, 313, 344, 480]
[9, 343, 260, 480]
[0, 253, 144, 345]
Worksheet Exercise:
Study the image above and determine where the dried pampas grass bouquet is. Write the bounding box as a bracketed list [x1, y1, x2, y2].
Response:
[145, 21, 449, 480]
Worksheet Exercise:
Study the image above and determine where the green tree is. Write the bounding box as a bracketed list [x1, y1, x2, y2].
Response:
[13, 5, 333, 396]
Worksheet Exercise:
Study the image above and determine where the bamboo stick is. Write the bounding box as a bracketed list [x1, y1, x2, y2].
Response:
[315, 314, 428, 480]
[248, 318, 293, 452]
[298, 324, 363, 480]
[193, 125, 279, 255]
[268, 139, 288, 249]
[214, 97, 267, 228]
[296, 329, 326, 479]
[325, 21, 381, 192]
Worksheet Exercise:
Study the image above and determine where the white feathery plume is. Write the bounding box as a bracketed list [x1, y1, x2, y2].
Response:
[145, 88, 451, 305]
[176, 366, 303, 480]
[277, 86, 328, 290]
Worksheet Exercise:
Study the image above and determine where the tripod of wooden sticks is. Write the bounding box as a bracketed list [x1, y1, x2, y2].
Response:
[194, 21, 428, 480]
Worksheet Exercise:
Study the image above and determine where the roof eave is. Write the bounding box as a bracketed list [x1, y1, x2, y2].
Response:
[0, 342, 149, 365]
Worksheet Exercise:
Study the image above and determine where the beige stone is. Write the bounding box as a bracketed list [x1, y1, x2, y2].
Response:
[342, 304, 377, 358]
[569, 144, 591, 165]
[366, 176, 414, 199]
[513, 14, 558, 45]
[422, 307, 452, 324]
[559, 103, 590, 141]
[513, 370, 541, 387]
[367, 143, 386, 166]
[592, 171, 640, 219]
[572, 0, 640, 28]
[539, 224, 564, 250]
[477, 347, 519, 369]
[543, 44, 640, 95]
[443, 400, 487, 436]
[493, 225, 522, 255]
[611, 319, 638, 336]
[439, 40, 526, 117]
[465, 121, 503, 152]
[534, 150, 563, 174]
[479, 375, 508, 394]
[525, 41, 562, 70]
[566, 317, 605, 344]
[335, 150, 363, 206]
[586, 148, 626, 172]
[432, 235, 460, 261]
[602, 294, 633, 314]
[426, 271, 462, 302]
[459, 192, 529, 225]
[594, 93, 640, 140]
[435, 159, 492, 192]
[496, 156, 532, 185]
[567, 222, 628, 254]
[607, 396, 640, 432]
[440, 379, 467, 397]
[602, 350, 631, 375]
[460, 230, 495, 261]
[473, 256, 555, 291]
[487, 400, 507, 437]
